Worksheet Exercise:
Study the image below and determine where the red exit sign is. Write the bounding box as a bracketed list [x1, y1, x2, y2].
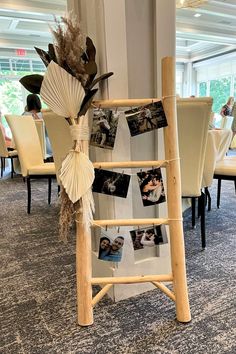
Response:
[16, 49, 26, 56]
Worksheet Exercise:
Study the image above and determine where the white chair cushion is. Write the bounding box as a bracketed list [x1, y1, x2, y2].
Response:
[214, 157, 236, 176]
[28, 162, 55, 175]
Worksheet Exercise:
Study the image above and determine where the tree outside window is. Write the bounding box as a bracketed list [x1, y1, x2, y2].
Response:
[199, 82, 207, 97]
[210, 77, 231, 113]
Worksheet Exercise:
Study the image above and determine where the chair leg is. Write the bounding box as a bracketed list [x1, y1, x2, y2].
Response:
[10, 157, 14, 179]
[217, 179, 221, 208]
[191, 197, 196, 229]
[48, 177, 52, 204]
[3, 157, 5, 171]
[204, 187, 211, 212]
[234, 179, 236, 194]
[0, 157, 3, 178]
[57, 184, 60, 197]
[27, 177, 31, 214]
[199, 191, 206, 249]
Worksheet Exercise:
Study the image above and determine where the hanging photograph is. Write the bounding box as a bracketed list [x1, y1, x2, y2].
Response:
[92, 168, 131, 198]
[137, 167, 166, 206]
[90, 108, 120, 149]
[98, 231, 124, 262]
[125, 101, 168, 137]
[130, 225, 168, 250]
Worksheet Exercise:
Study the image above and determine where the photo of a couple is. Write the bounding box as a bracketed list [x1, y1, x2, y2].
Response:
[125, 101, 168, 137]
[130, 225, 168, 251]
[92, 168, 131, 198]
[90, 108, 120, 149]
[137, 167, 166, 207]
[98, 234, 124, 262]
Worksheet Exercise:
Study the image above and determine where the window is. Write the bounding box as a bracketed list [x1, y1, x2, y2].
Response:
[0, 57, 45, 116]
[210, 77, 231, 113]
[199, 82, 207, 97]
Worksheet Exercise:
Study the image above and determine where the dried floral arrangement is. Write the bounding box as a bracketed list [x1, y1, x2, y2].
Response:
[20, 14, 113, 241]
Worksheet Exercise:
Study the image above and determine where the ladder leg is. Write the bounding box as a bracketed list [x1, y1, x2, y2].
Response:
[76, 215, 93, 326]
[162, 57, 191, 323]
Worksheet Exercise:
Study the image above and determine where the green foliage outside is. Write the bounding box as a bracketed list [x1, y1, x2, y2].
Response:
[199, 82, 207, 97]
[0, 69, 47, 125]
[198, 77, 234, 113]
[0, 79, 24, 117]
[210, 77, 231, 113]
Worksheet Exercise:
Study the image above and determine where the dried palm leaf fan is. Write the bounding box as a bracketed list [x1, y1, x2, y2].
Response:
[19, 14, 113, 241]
[176, 0, 208, 8]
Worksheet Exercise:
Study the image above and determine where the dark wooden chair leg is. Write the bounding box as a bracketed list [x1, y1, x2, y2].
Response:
[234, 179, 236, 194]
[199, 191, 206, 249]
[48, 177, 52, 204]
[10, 157, 14, 179]
[27, 177, 31, 214]
[217, 179, 221, 208]
[204, 187, 211, 211]
[57, 184, 60, 196]
[1, 157, 3, 178]
[3, 157, 6, 171]
[191, 197, 196, 229]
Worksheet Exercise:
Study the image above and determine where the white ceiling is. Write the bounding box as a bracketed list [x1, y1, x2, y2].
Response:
[0, 0, 235, 63]
[176, 0, 236, 62]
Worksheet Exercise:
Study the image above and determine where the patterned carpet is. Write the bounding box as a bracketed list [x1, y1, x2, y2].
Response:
[0, 173, 235, 354]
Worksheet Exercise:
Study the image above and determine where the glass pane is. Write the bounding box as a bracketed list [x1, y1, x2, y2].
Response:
[0, 79, 24, 115]
[199, 82, 207, 97]
[210, 77, 231, 113]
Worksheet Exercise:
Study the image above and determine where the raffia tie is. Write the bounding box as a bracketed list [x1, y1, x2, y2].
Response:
[70, 125, 90, 141]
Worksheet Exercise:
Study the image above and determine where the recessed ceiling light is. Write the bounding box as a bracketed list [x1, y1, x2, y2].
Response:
[194, 13, 201, 17]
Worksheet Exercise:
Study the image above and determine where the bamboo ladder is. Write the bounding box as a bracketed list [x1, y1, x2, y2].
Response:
[76, 57, 191, 326]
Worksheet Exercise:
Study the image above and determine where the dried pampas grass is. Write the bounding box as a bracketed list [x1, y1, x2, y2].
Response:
[51, 14, 88, 85]
[59, 186, 80, 242]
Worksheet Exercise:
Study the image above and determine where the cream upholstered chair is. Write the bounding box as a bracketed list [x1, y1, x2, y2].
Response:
[0, 127, 18, 178]
[177, 97, 213, 248]
[42, 110, 72, 183]
[213, 156, 236, 208]
[6, 115, 56, 213]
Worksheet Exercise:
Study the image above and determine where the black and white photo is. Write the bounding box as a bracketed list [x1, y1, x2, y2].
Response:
[90, 108, 120, 149]
[125, 101, 168, 137]
[92, 168, 131, 198]
[130, 225, 168, 251]
[137, 167, 166, 207]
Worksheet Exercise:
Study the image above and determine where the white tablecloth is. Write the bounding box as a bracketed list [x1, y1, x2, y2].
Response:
[202, 129, 233, 187]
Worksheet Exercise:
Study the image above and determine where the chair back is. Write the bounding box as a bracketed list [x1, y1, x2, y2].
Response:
[177, 97, 213, 196]
[5, 115, 44, 176]
[42, 110, 72, 182]
[220, 116, 234, 130]
[0, 126, 8, 157]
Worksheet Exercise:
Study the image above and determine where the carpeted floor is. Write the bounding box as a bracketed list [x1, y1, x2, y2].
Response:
[0, 173, 235, 354]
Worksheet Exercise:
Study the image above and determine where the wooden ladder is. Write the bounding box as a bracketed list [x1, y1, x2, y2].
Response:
[76, 57, 191, 326]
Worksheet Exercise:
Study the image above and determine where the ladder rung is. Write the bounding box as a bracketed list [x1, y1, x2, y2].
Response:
[92, 218, 169, 227]
[93, 160, 167, 169]
[91, 274, 173, 285]
[93, 98, 161, 108]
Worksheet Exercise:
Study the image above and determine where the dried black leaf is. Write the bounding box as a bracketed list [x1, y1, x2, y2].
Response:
[86, 37, 96, 61]
[88, 72, 114, 90]
[34, 47, 51, 67]
[78, 89, 98, 117]
[19, 74, 44, 94]
[48, 43, 57, 63]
